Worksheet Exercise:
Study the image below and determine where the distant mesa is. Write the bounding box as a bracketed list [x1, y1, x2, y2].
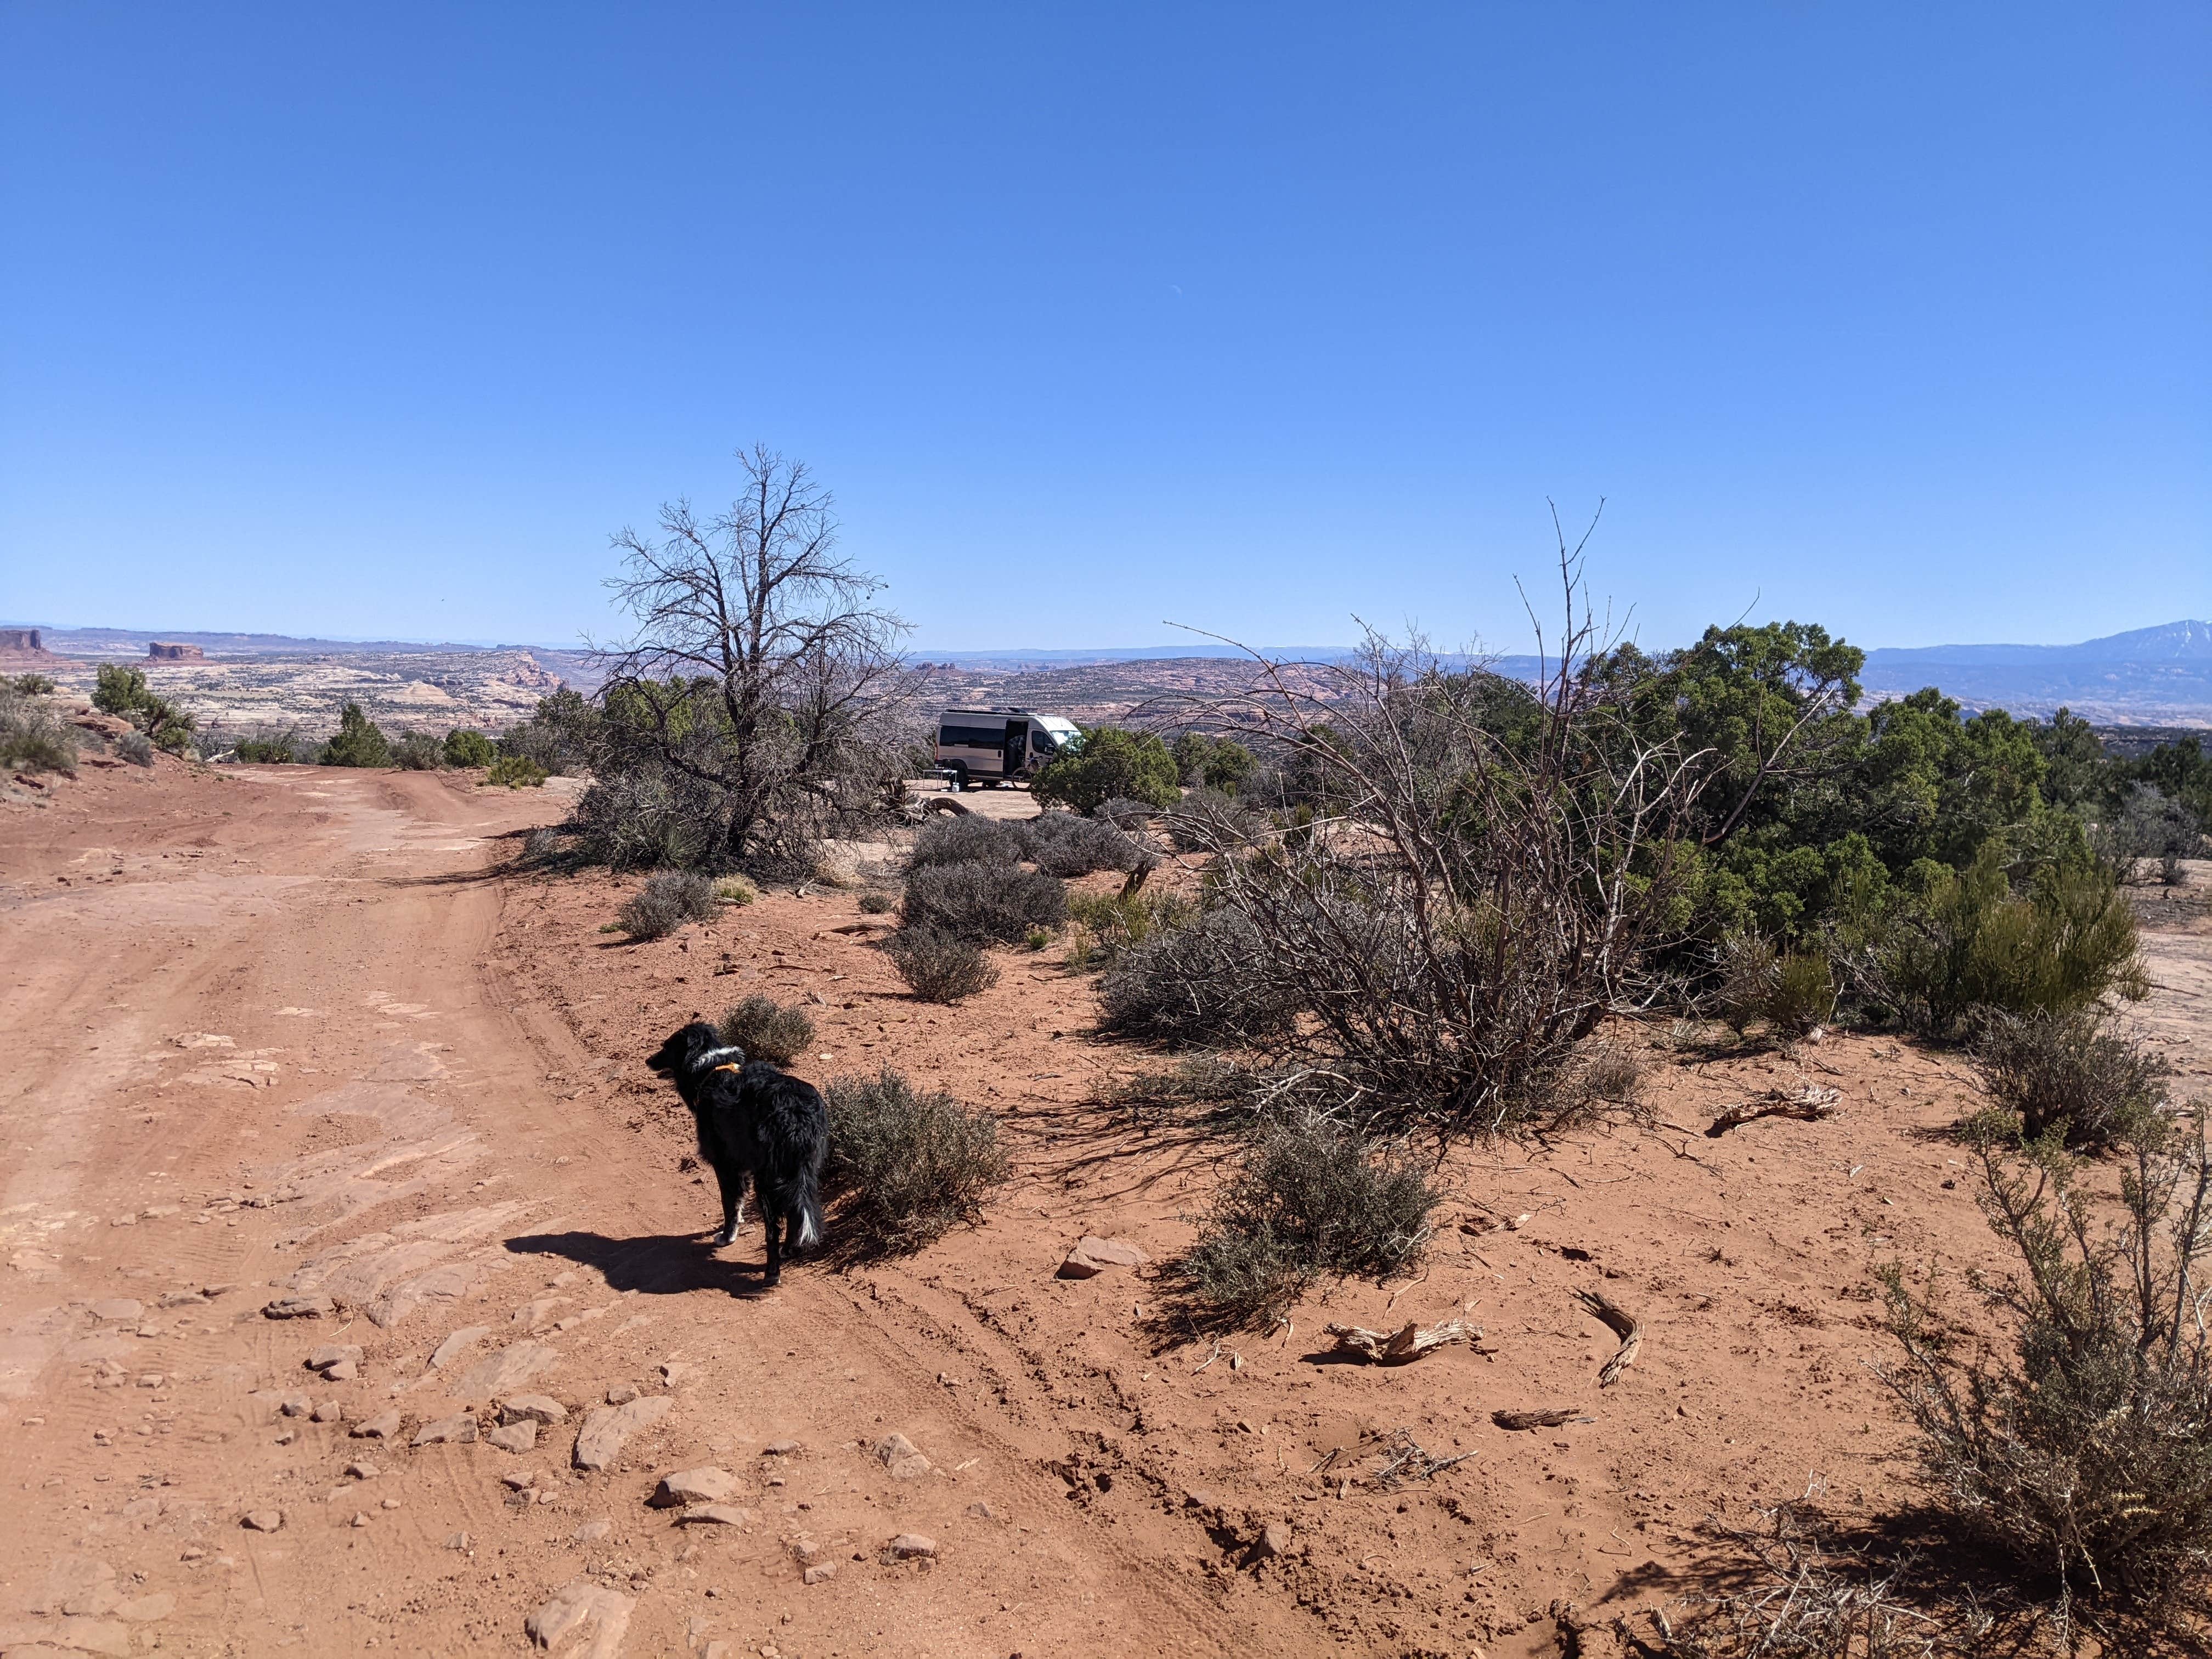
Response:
[146, 641, 207, 661]
[0, 627, 73, 667]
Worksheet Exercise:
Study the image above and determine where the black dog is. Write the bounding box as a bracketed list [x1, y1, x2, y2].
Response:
[646, 1022, 828, 1286]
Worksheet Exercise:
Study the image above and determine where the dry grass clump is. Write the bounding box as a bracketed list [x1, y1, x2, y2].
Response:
[1717, 936, 1837, 1038]
[1662, 1504, 1952, 1658]
[884, 925, 999, 1003]
[1970, 1007, 2169, 1150]
[857, 890, 895, 914]
[1170, 1116, 1442, 1329]
[713, 873, 758, 906]
[1879, 1106, 2212, 1638]
[0, 684, 77, 775]
[901, 859, 1066, 943]
[716, 995, 815, 1065]
[614, 870, 717, 940]
[823, 1068, 1009, 1251]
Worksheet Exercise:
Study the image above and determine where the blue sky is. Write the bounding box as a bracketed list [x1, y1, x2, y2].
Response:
[3, 3, 2207, 654]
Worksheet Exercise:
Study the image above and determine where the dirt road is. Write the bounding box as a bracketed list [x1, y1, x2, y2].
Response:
[0, 766, 1302, 1658]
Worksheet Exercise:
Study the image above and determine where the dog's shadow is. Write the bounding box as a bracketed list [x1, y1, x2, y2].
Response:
[503, 1229, 779, 1299]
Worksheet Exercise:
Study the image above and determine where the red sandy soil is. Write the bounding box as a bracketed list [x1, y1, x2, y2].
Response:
[3, 764, 2207, 1657]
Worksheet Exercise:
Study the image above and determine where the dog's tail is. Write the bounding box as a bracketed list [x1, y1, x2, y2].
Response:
[790, 1159, 824, 1249]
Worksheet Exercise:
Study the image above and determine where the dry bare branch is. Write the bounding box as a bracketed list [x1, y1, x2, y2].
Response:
[1322, 1318, 1475, 1364]
[1705, 1085, 1841, 1138]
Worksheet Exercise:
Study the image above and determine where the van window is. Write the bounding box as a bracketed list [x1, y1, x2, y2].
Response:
[939, 725, 1005, 749]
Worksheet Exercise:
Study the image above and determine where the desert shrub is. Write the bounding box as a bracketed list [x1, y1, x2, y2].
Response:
[521, 827, 562, 865]
[484, 753, 548, 788]
[2094, 782, 2204, 886]
[233, 726, 306, 764]
[1880, 1109, 2212, 1634]
[713, 873, 757, 906]
[1970, 1008, 2169, 1150]
[1066, 885, 1193, 964]
[12, 673, 56, 695]
[614, 870, 718, 940]
[1869, 845, 2147, 1037]
[1579, 1043, 1647, 1111]
[1031, 726, 1180, 815]
[0, 686, 76, 775]
[1163, 786, 1263, 853]
[1173, 1116, 1441, 1328]
[1714, 936, 1835, 1036]
[92, 664, 150, 717]
[1093, 796, 1157, 830]
[391, 730, 444, 770]
[885, 924, 999, 1002]
[443, 727, 496, 768]
[320, 702, 392, 767]
[857, 890, 894, 914]
[1667, 1503, 1954, 1658]
[1172, 730, 1256, 793]
[1096, 907, 1301, 1047]
[116, 729, 154, 766]
[498, 688, 600, 777]
[907, 812, 1024, 871]
[1017, 810, 1151, 877]
[901, 858, 1066, 943]
[823, 1067, 1010, 1249]
[717, 994, 814, 1064]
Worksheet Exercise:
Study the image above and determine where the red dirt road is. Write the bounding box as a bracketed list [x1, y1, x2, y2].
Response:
[7, 764, 2207, 1657]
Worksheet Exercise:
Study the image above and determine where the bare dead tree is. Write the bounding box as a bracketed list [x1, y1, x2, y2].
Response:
[1127, 529, 1722, 1134]
[583, 445, 919, 870]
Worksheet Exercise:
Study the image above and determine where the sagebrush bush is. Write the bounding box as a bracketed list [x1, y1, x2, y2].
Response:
[521, 827, 561, 865]
[1164, 787, 1262, 853]
[117, 730, 154, 766]
[909, 812, 1023, 870]
[1017, 811, 1152, 877]
[1714, 935, 1835, 1036]
[1579, 1043, 1648, 1111]
[823, 1068, 1010, 1250]
[234, 726, 305, 764]
[1096, 907, 1301, 1047]
[1871, 847, 2146, 1036]
[443, 728, 496, 768]
[484, 753, 548, 788]
[1881, 1109, 2212, 1634]
[0, 686, 77, 775]
[1066, 886, 1192, 964]
[1093, 797, 1158, 830]
[12, 673, 57, 695]
[1174, 1116, 1441, 1328]
[901, 858, 1066, 943]
[391, 730, 444, 770]
[857, 890, 894, 914]
[717, 995, 815, 1064]
[1971, 1007, 2169, 1149]
[885, 924, 999, 1002]
[614, 870, 717, 940]
[320, 702, 392, 767]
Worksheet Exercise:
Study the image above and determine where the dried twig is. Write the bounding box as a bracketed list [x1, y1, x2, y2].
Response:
[1576, 1288, 1643, 1387]
[1492, 1407, 1592, 1431]
[1322, 1318, 1474, 1365]
[1313, 1426, 1474, 1488]
[1705, 1085, 1840, 1138]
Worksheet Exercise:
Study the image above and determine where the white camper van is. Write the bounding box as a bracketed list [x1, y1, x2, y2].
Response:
[933, 708, 1081, 788]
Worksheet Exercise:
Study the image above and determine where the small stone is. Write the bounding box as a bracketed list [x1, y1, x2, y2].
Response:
[888, 1532, 938, 1559]
[137, 1374, 165, 1389]
[501, 1393, 568, 1426]
[873, 1431, 930, 1480]
[1248, 1520, 1294, 1562]
[381, 1497, 401, 1511]
[571, 1395, 670, 1472]
[658, 1362, 689, 1387]
[351, 1512, 370, 1528]
[604, 1384, 639, 1406]
[1057, 1235, 1149, 1278]
[501, 1470, 537, 1491]
[650, 1466, 739, 1507]
[324, 1359, 359, 1382]
[352, 1409, 402, 1440]
[279, 1395, 312, 1418]
[965, 1501, 997, 1520]
[446, 1531, 471, 1550]
[428, 1325, 492, 1369]
[803, 1563, 838, 1585]
[115, 1590, 175, 1621]
[574, 1517, 613, 1543]
[262, 1294, 334, 1319]
[345, 1460, 378, 1480]
[487, 1421, 538, 1454]
[413, 1413, 478, 1447]
[305, 1344, 362, 1373]
[89, 1299, 145, 1322]
[762, 1438, 802, 1456]
[524, 1579, 634, 1653]
[677, 1502, 755, 1526]
[311, 1401, 345, 1424]
[1183, 1487, 1220, 1511]
[241, 1509, 284, 1532]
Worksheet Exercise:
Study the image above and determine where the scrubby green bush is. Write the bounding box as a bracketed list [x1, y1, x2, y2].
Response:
[885, 924, 999, 1002]
[1066, 886, 1192, 964]
[498, 688, 600, 777]
[117, 729, 154, 766]
[614, 870, 717, 940]
[92, 664, 150, 718]
[1715, 935, 1836, 1036]
[858, 890, 894, 915]
[443, 728, 496, 768]
[823, 1067, 1010, 1250]
[320, 702, 393, 767]
[1017, 810, 1152, 877]
[1031, 726, 1180, 815]
[901, 859, 1066, 943]
[1881, 1109, 2212, 1634]
[717, 995, 815, 1064]
[1970, 1007, 2170, 1150]
[12, 673, 57, 695]
[234, 726, 306, 764]
[1172, 731, 1257, 794]
[713, 873, 757, 906]
[391, 731, 444, 770]
[0, 685, 76, 775]
[908, 812, 1024, 870]
[1096, 907, 1300, 1047]
[1172, 1116, 1441, 1328]
[91, 663, 198, 756]
[484, 753, 548, 788]
[1870, 845, 2147, 1036]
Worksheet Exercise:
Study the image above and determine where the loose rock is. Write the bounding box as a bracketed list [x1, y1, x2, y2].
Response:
[571, 1395, 670, 1472]
[262, 1294, 333, 1320]
[1057, 1236, 1149, 1279]
[648, 1467, 739, 1508]
[676, 1503, 754, 1527]
[352, 1410, 402, 1441]
[88, 1299, 144, 1322]
[240, 1510, 284, 1532]
[412, 1413, 478, 1448]
[873, 1431, 930, 1480]
[524, 1578, 634, 1657]
[487, 1421, 537, 1454]
[1247, 1521, 1294, 1563]
[311, 1401, 345, 1424]
[500, 1393, 568, 1426]
[888, 1532, 938, 1559]
[803, 1564, 838, 1585]
[305, 1344, 362, 1373]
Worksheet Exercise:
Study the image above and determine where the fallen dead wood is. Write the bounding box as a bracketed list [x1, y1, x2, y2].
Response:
[1491, 1407, 1592, 1431]
[1321, 1318, 1473, 1365]
[1705, 1085, 1840, 1138]
[1576, 1289, 1643, 1387]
